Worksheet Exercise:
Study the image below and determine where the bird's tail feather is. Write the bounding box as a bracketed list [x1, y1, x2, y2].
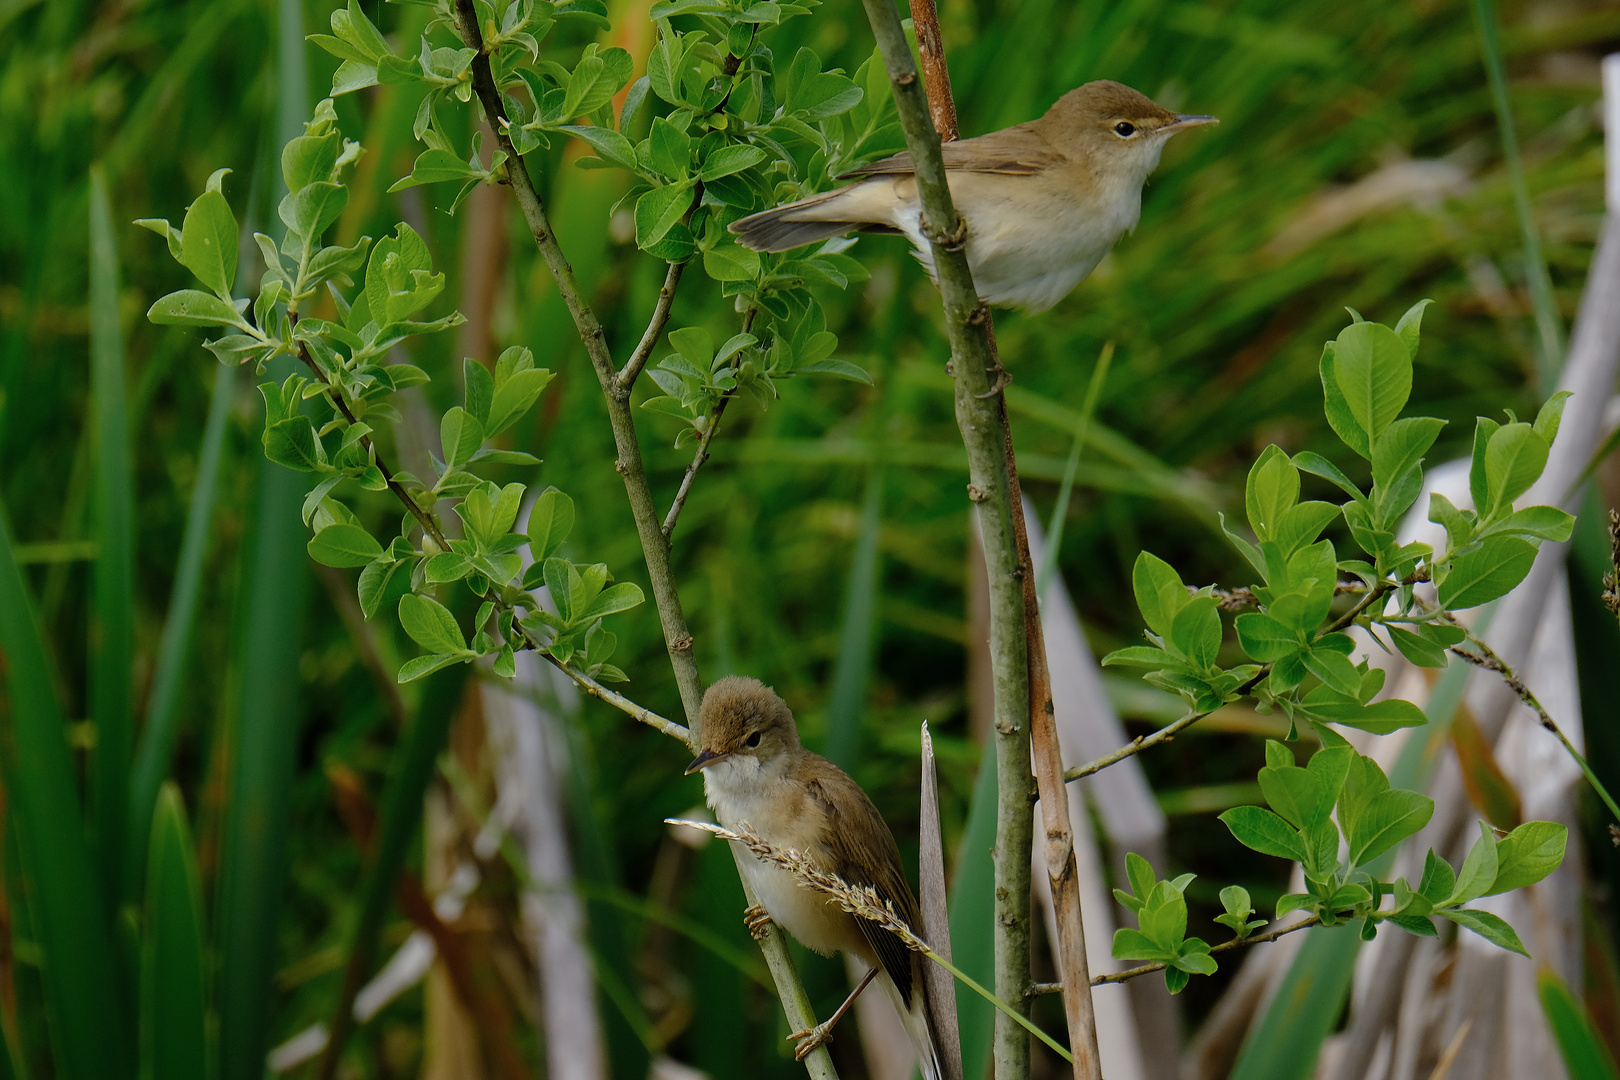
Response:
[728, 182, 898, 253]
[877, 969, 944, 1080]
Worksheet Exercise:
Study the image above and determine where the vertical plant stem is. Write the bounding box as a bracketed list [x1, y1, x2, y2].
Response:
[856, 2, 1042, 1076]
[1036, 343, 1111, 603]
[450, 6, 836, 1075]
[879, 1, 1102, 1073]
[89, 166, 135, 915]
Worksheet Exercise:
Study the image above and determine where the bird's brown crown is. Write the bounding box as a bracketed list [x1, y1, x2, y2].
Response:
[697, 675, 801, 758]
[1036, 79, 1181, 143]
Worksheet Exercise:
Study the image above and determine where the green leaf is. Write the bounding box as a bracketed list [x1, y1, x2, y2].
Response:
[796, 358, 874, 384]
[1418, 849, 1455, 904]
[648, 116, 691, 179]
[1448, 821, 1499, 905]
[1438, 534, 1537, 609]
[141, 785, 207, 1080]
[1483, 422, 1550, 516]
[365, 223, 443, 326]
[1112, 928, 1172, 963]
[148, 289, 248, 329]
[485, 359, 554, 436]
[1469, 416, 1500, 514]
[1169, 595, 1220, 668]
[703, 243, 762, 282]
[1489, 820, 1566, 894]
[387, 148, 486, 192]
[1302, 691, 1428, 734]
[1245, 445, 1299, 543]
[1219, 805, 1306, 862]
[464, 358, 494, 426]
[559, 124, 640, 171]
[1387, 625, 1449, 668]
[307, 523, 384, 568]
[278, 180, 348, 243]
[636, 181, 696, 249]
[527, 488, 576, 561]
[1393, 298, 1432, 357]
[397, 652, 469, 683]
[1437, 907, 1527, 957]
[1346, 789, 1433, 867]
[1132, 551, 1189, 641]
[1300, 646, 1361, 696]
[263, 417, 325, 473]
[1333, 320, 1411, 445]
[180, 188, 238, 299]
[1387, 914, 1438, 938]
[581, 581, 645, 621]
[1259, 744, 1351, 831]
[1234, 612, 1299, 663]
[398, 593, 468, 655]
[1293, 450, 1366, 501]
[1483, 505, 1574, 543]
[357, 558, 410, 619]
[440, 407, 485, 470]
[1534, 390, 1572, 445]
[700, 143, 768, 181]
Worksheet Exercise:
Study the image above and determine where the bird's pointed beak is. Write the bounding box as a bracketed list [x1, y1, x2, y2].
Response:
[1162, 114, 1219, 135]
[685, 748, 730, 775]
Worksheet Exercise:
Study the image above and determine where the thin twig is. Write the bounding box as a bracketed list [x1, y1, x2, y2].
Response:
[661, 393, 732, 540]
[616, 260, 686, 392]
[454, 0, 707, 725]
[1448, 626, 1620, 824]
[1066, 579, 1399, 783]
[1089, 915, 1324, 986]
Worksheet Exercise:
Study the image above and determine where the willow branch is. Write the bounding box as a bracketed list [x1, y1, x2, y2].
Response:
[1067, 579, 1401, 783]
[662, 393, 733, 540]
[858, 1, 1056, 1075]
[1088, 916, 1323, 986]
[617, 260, 686, 392]
[451, 6, 836, 1075]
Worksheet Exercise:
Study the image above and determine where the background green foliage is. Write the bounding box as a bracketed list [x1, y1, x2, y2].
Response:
[5, 0, 1620, 1075]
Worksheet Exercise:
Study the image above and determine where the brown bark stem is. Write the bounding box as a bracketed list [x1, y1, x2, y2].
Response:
[903, 1, 1101, 1074]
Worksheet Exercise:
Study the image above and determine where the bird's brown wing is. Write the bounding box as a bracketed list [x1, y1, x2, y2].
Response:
[840, 123, 1059, 179]
[803, 764, 922, 1009]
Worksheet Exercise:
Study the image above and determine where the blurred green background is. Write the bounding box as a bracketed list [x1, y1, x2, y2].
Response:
[4, 0, 1620, 1076]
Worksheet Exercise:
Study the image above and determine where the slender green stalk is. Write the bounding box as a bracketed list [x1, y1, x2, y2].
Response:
[1471, 0, 1564, 387]
[89, 166, 135, 915]
[127, 363, 236, 899]
[921, 950, 1072, 1064]
[1036, 342, 1112, 603]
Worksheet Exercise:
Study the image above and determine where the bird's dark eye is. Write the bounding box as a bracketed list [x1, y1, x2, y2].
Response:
[1114, 122, 1136, 137]
[745, 731, 761, 748]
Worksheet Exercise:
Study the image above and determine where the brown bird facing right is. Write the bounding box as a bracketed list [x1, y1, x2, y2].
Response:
[686, 676, 941, 1077]
[729, 80, 1216, 313]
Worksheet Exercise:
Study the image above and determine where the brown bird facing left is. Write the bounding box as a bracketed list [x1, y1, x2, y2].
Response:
[687, 676, 941, 1077]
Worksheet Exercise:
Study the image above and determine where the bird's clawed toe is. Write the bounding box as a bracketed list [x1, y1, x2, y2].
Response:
[788, 1022, 835, 1060]
[743, 903, 774, 940]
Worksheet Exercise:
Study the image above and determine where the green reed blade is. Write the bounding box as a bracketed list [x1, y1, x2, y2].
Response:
[0, 505, 127, 1080]
[140, 785, 207, 1080]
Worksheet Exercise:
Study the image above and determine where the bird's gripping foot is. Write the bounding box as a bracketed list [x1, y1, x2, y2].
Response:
[975, 359, 1012, 398]
[788, 1020, 836, 1061]
[743, 903, 774, 940]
